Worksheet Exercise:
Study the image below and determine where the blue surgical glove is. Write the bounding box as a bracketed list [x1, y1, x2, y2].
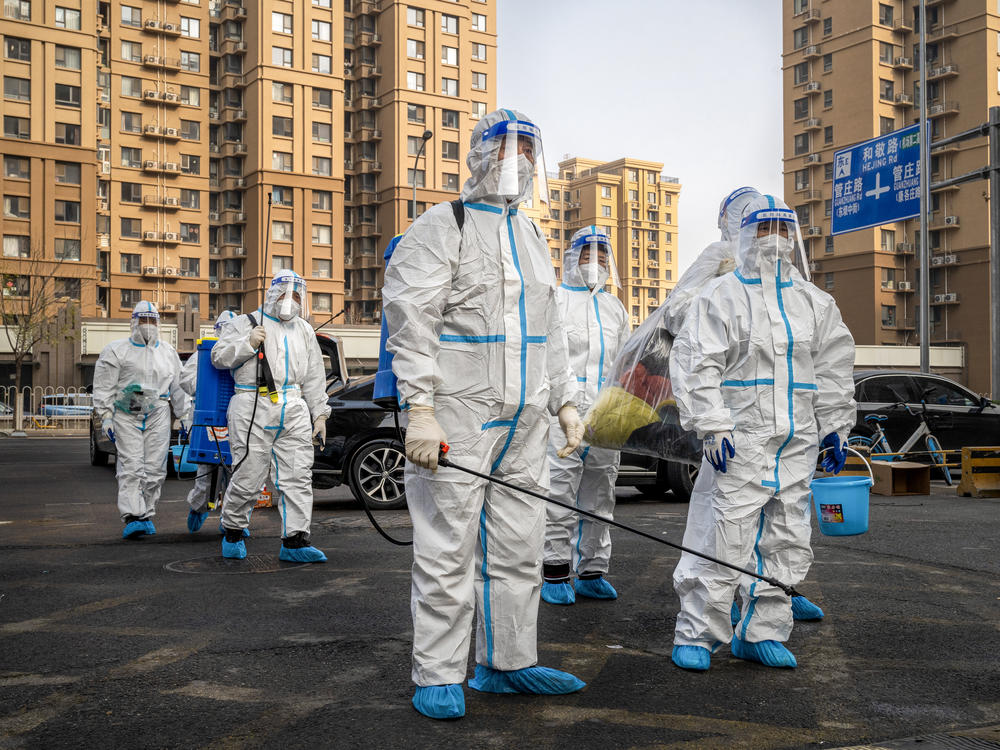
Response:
[179, 419, 191, 441]
[820, 432, 847, 474]
[704, 431, 735, 473]
[102, 417, 115, 443]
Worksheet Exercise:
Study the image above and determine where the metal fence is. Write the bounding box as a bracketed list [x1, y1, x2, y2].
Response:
[0, 386, 93, 432]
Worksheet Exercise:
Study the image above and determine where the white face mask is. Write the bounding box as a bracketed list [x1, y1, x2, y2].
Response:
[752, 234, 795, 265]
[278, 302, 300, 321]
[579, 261, 609, 291]
[138, 323, 158, 343]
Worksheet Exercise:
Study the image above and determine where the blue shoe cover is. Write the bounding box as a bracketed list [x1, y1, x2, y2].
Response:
[188, 510, 209, 533]
[731, 637, 797, 668]
[412, 684, 465, 719]
[218, 523, 249, 538]
[122, 520, 147, 539]
[142, 520, 156, 535]
[467, 664, 585, 695]
[671, 645, 711, 671]
[792, 595, 824, 621]
[222, 539, 246, 560]
[574, 576, 617, 600]
[541, 581, 575, 605]
[279, 545, 327, 563]
[731, 601, 741, 627]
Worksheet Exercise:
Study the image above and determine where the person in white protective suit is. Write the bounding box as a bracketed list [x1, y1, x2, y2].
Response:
[541, 226, 630, 605]
[211, 270, 331, 563]
[382, 108, 587, 721]
[668, 188, 827, 645]
[179, 309, 237, 533]
[669, 194, 855, 671]
[93, 301, 190, 539]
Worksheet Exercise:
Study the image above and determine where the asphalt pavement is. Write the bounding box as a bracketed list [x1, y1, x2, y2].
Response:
[1, 438, 999, 750]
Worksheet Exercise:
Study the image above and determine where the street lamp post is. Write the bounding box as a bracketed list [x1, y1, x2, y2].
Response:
[411, 129, 433, 225]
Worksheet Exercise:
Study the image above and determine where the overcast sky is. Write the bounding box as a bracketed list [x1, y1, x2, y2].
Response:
[497, 0, 784, 275]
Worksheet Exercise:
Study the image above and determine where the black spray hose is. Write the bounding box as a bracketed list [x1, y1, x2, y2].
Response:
[437, 446, 801, 598]
[354, 408, 412, 546]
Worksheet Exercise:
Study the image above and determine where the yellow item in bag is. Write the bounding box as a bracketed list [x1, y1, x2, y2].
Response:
[584, 386, 659, 450]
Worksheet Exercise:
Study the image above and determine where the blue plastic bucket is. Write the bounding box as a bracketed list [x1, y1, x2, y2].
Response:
[170, 443, 199, 475]
[810, 476, 871, 535]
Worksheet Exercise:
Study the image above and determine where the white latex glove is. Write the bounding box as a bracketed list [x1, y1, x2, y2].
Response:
[312, 417, 326, 448]
[405, 406, 447, 471]
[556, 404, 584, 458]
[704, 430, 736, 473]
[249, 325, 266, 349]
[101, 416, 115, 443]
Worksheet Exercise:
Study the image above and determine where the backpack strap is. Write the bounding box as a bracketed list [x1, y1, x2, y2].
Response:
[244, 312, 278, 401]
[450, 199, 465, 232]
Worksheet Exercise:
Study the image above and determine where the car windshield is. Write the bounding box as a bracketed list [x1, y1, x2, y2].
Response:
[914, 377, 979, 407]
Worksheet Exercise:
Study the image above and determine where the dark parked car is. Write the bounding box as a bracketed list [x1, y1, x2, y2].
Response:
[851, 370, 999, 455]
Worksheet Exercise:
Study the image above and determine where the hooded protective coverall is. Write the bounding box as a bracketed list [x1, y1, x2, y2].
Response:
[211, 272, 331, 541]
[382, 109, 580, 690]
[93, 301, 188, 523]
[543, 227, 630, 592]
[669, 195, 856, 654]
[180, 309, 237, 516]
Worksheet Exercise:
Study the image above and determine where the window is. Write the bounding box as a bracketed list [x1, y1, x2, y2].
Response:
[181, 154, 200, 175]
[628, 189, 638, 201]
[5, 0, 30, 19]
[121, 182, 142, 203]
[272, 82, 292, 103]
[442, 109, 459, 129]
[878, 3, 893, 26]
[794, 132, 809, 155]
[647, 210, 658, 222]
[406, 201, 426, 220]
[440, 140, 459, 160]
[179, 16, 199, 37]
[272, 151, 292, 171]
[269, 256, 292, 274]
[180, 119, 199, 140]
[54, 83, 81, 107]
[471, 72, 486, 90]
[879, 78, 894, 101]
[313, 0, 331, 7]
[601, 205, 612, 217]
[121, 253, 141, 273]
[793, 61, 809, 85]
[443, 172, 458, 191]
[793, 97, 808, 120]
[824, 272, 834, 290]
[824, 198, 832, 217]
[824, 162, 834, 181]
[880, 116, 895, 135]
[313, 88, 332, 109]
[312, 53, 331, 73]
[273, 221, 293, 242]
[472, 101, 486, 118]
[407, 168, 425, 188]
[117, 146, 140, 170]
[407, 71, 425, 91]
[312, 121, 331, 142]
[312, 224, 331, 244]
[121, 218, 141, 238]
[180, 50, 200, 72]
[55, 45, 81, 69]
[4, 77, 29, 101]
[54, 122, 79, 144]
[120, 40, 141, 62]
[3, 195, 29, 219]
[471, 12, 486, 31]
[54, 200, 80, 223]
[312, 259, 332, 278]
[441, 13, 457, 34]
[180, 85, 199, 106]
[312, 156, 331, 176]
[263, 186, 289, 207]
[824, 89, 833, 108]
[272, 11, 292, 34]
[441, 45, 457, 65]
[3, 235, 30, 257]
[54, 238, 80, 260]
[121, 76, 142, 97]
[313, 293, 332, 313]
[441, 77, 458, 96]
[55, 6, 81, 28]
[54, 278, 80, 300]
[408, 103, 425, 123]
[880, 229, 895, 252]
[825, 235, 834, 254]
[472, 42, 487, 61]
[824, 125, 833, 144]
[823, 53, 832, 72]
[312, 190, 332, 210]
[121, 289, 141, 307]
[794, 168, 809, 191]
[406, 6, 424, 27]
[793, 27, 808, 49]
[121, 4, 140, 25]
[823, 17, 832, 36]
[881, 304, 896, 328]
[272, 115, 293, 138]
[272, 46, 292, 67]
[5, 37, 30, 61]
[180, 189, 200, 209]
[55, 161, 80, 184]
[879, 41, 893, 65]
[179, 223, 199, 243]
[312, 19, 330, 40]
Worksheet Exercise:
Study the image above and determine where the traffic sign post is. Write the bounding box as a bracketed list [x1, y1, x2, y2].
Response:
[831, 124, 922, 236]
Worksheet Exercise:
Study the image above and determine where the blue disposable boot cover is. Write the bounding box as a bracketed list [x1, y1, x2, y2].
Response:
[142, 519, 156, 535]
[671, 645, 711, 671]
[222, 538, 246, 559]
[574, 576, 617, 600]
[791, 595, 824, 621]
[412, 685, 465, 720]
[279, 545, 327, 563]
[122, 520, 147, 539]
[188, 510, 209, 533]
[731, 636, 797, 668]
[467, 664, 585, 695]
[541, 581, 575, 605]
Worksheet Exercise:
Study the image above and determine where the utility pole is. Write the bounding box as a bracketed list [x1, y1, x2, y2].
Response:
[918, 0, 930, 374]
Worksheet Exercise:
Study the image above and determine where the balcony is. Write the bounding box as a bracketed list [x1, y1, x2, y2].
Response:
[222, 175, 247, 189]
[803, 81, 821, 95]
[222, 141, 248, 156]
[223, 107, 248, 123]
[358, 159, 382, 174]
[222, 38, 247, 55]
[357, 31, 381, 46]
[799, 8, 821, 23]
[892, 18, 913, 33]
[142, 54, 181, 71]
[219, 72, 246, 89]
[802, 45, 821, 59]
[225, 209, 247, 223]
[356, 0, 379, 13]
[359, 126, 382, 141]
[894, 242, 915, 255]
[804, 117, 822, 130]
[928, 100, 959, 118]
[894, 92, 914, 108]
[927, 63, 959, 81]
[221, 3, 246, 21]
[803, 189, 824, 202]
[142, 19, 182, 36]
[142, 194, 181, 209]
[929, 214, 960, 230]
[892, 56, 913, 70]
[927, 24, 959, 41]
[361, 63, 381, 77]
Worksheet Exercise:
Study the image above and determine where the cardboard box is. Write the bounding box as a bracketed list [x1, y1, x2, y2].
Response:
[871, 460, 930, 496]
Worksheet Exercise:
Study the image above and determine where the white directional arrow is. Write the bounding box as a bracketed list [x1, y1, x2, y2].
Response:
[865, 171, 891, 200]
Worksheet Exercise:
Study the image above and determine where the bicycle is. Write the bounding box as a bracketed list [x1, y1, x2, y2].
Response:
[847, 400, 953, 486]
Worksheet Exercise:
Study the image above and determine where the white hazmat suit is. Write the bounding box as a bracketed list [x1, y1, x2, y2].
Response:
[92, 301, 188, 537]
[542, 226, 630, 605]
[669, 195, 856, 669]
[382, 108, 585, 720]
[211, 271, 331, 562]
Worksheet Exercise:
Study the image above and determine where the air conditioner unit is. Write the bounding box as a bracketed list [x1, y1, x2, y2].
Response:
[944, 215, 959, 225]
[164, 162, 179, 171]
[164, 196, 179, 206]
[164, 127, 178, 137]
[144, 90, 159, 100]
[233, 247, 246, 256]
[806, 226, 822, 236]
[143, 265, 159, 274]
[895, 93, 913, 105]
[234, 212, 246, 221]
[883, 280, 895, 290]
[235, 177, 247, 188]
[163, 232, 179, 241]
[143, 232, 159, 241]
[235, 41, 247, 52]
[933, 294, 945, 303]
[144, 55, 161, 65]
[898, 281, 912, 290]
[162, 92, 179, 102]
[162, 22, 176, 31]
[97, 199, 108, 211]
[209, 281, 220, 289]
[804, 45, 819, 55]
[931, 255, 944, 266]
[164, 266, 176, 276]
[145, 19, 160, 28]
[929, 104, 944, 115]
[808, 262, 819, 272]
[806, 117, 821, 128]
[804, 81, 820, 92]
[102, 161, 110, 174]
[160, 303, 177, 311]
[806, 153, 820, 163]
[944, 254, 958, 264]
[209, 211, 220, 221]
[944, 292, 958, 302]
[894, 56, 912, 67]
[144, 124, 158, 135]
[648, 243, 657, 249]
[344, 224, 354, 233]
[896, 242, 913, 252]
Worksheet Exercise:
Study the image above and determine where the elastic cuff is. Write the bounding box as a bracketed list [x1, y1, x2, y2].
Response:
[543, 562, 571, 583]
[578, 571, 604, 581]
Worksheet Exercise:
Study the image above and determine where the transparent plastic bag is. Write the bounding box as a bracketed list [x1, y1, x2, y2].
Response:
[114, 383, 159, 416]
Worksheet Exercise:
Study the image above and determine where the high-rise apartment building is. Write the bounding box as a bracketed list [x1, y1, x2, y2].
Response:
[0, 0, 495, 370]
[523, 156, 680, 329]
[782, 0, 994, 393]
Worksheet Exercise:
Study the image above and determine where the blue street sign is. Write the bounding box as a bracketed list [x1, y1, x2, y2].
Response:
[831, 124, 921, 235]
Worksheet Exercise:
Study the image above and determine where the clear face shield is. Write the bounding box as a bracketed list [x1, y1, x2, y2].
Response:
[270, 274, 309, 321]
[481, 117, 548, 204]
[737, 205, 810, 282]
[132, 309, 160, 344]
[717, 186, 761, 242]
[572, 233, 621, 291]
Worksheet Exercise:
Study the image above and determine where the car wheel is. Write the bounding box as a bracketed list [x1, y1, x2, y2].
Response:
[348, 439, 407, 511]
[90, 430, 109, 466]
[666, 460, 697, 502]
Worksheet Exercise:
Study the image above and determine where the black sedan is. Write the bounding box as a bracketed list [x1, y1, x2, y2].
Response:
[851, 370, 999, 453]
